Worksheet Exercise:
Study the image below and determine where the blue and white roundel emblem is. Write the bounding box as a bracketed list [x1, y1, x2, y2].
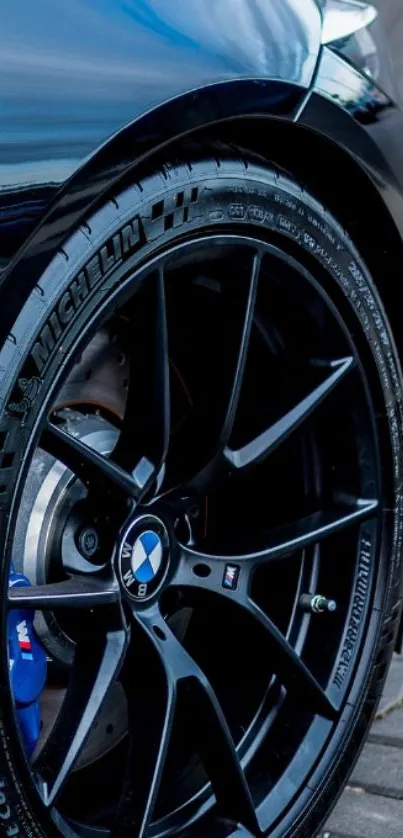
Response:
[119, 517, 168, 600]
[131, 531, 163, 583]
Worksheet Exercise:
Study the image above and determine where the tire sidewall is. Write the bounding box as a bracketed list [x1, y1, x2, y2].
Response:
[0, 159, 402, 837]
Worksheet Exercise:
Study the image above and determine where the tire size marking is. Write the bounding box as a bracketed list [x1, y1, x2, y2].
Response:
[333, 534, 372, 689]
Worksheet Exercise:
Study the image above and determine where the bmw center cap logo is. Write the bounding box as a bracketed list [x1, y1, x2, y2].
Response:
[119, 517, 169, 600]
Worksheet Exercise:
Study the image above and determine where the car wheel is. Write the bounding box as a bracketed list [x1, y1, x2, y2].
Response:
[0, 148, 402, 838]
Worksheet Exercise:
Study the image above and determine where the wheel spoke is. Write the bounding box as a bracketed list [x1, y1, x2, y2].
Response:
[34, 626, 128, 805]
[8, 576, 120, 610]
[118, 608, 259, 834]
[178, 498, 378, 568]
[251, 498, 379, 562]
[161, 251, 260, 497]
[41, 420, 155, 501]
[113, 639, 176, 838]
[113, 267, 170, 474]
[224, 356, 354, 469]
[188, 674, 261, 833]
[220, 251, 261, 446]
[173, 498, 378, 719]
[246, 599, 336, 719]
[173, 554, 336, 720]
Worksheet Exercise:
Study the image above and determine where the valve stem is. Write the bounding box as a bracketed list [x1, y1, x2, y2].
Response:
[299, 594, 337, 614]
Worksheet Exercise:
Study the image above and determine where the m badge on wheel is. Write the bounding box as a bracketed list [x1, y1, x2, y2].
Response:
[119, 517, 169, 600]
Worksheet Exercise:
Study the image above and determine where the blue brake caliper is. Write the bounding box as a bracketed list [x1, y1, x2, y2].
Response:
[8, 568, 47, 755]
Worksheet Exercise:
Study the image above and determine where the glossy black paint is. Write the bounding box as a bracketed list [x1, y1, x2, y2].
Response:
[0, 0, 323, 269]
[2, 0, 403, 348]
[0, 80, 304, 270]
[303, 46, 403, 219]
[1, 0, 322, 174]
[298, 45, 403, 326]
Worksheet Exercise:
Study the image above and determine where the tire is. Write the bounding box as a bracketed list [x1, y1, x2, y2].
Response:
[0, 148, 402, 838]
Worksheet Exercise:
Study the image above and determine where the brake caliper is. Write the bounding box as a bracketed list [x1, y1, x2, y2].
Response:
[8, 568, 47, 755]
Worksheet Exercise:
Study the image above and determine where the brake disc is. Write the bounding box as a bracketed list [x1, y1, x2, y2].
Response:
[11, 329, 129, 768]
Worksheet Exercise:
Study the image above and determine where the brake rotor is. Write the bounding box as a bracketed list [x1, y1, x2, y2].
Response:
[36, 683, 128, 770]
[56, 326, 129, 419]
[13, 329, 129, 769]
[12, 325, 195, 770]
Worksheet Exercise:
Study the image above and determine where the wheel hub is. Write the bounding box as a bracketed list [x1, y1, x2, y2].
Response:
[118, 515, 170, 601]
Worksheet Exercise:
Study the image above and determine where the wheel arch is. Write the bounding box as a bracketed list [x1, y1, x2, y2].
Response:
[0, 79, 303, 272]
[2, 88, 403, 363]
[198, 113, 403, 363]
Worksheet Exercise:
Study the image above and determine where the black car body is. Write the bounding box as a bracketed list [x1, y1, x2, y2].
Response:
[1, 3, 403, 838]
[2, 0, 403, 308]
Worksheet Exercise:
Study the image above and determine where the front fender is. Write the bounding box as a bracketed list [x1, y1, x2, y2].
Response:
[0, 0, 323, 271]
[0, 0, 322, 188]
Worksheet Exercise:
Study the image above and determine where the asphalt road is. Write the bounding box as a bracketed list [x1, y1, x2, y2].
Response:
[320, 655, 403, 838]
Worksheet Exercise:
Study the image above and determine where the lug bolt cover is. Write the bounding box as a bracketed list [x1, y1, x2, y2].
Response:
[78, 527, 99, 558]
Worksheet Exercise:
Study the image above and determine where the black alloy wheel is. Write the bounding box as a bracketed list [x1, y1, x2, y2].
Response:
[0, 148, 402, 838]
